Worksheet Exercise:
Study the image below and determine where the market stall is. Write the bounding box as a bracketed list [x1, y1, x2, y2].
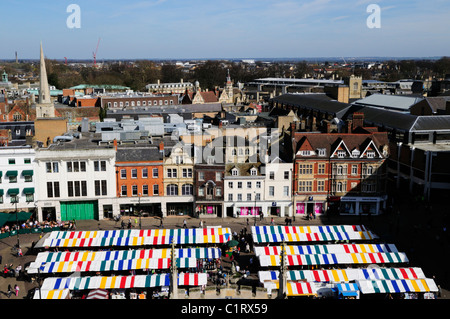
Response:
[252, 225, 378, 244]
[32, 288, 71, 299]
[357, 278, 439, 295]
[36, 227, 232, 249]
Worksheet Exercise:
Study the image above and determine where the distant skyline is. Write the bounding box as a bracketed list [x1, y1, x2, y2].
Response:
[1, 0, 449, 60]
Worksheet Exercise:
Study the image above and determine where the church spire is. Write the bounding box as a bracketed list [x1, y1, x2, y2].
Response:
[39, 42, 51, 105]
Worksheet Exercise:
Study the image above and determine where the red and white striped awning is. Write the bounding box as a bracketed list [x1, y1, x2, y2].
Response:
[276, 282, 317, 296]
[86, 289, 109, 299]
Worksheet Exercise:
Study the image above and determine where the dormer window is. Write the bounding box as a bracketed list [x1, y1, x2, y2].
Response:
[301, 150, 311, 156]
[367, 151, 375, 158]
[317, 149, 326, 156]
[352, 149, 360, 157]
[250, 168, 257, 176]
[231, 168, 238, 176]
[337, 150, 346, 158]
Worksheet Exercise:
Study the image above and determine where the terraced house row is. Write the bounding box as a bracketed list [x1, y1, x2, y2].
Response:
[0, 119, 390, 223]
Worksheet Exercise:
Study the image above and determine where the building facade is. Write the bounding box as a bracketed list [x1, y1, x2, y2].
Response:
[34, 142, 116, 222]
[115, 144, 164, 218]
[0, 146, 36, 213]
[292, 131, 389, 217]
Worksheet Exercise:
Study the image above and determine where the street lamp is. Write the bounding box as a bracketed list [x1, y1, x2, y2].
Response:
[138, 192, 142, 229]
[254, 191, 257, 226]
[13, 195, 20, 249]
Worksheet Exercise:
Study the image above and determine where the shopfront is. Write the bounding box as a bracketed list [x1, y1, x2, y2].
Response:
[196, 204, 222, 218]
[295, 196, 326, 218]
[339, 196, 386, 215]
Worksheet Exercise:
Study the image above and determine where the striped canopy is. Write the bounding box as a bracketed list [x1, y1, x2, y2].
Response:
[259, 269, 349, 284]
[33, 289, 71, 299]
[41, 274, 171, 291]
[336, 283, 359, 297]
[39, 228, 232, 248]
[346, 267, 426, 281]
[28, 257, 197, 274]
[32, 248, 220, 265]
[252, 225, 377, 244]
[28, 247, 220, 274]
[255, 243, 398, 256]
[258, 252, 408, 267]
[357, 279, 439, 294]
[259, 267, 428, 285]
[276, 281, 317, 296]
[40, 273, 207, 291]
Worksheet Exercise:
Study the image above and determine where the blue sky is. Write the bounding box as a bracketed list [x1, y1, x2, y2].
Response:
[1, 0, 449, 60]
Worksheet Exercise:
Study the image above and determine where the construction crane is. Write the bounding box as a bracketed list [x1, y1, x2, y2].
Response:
[93, 38, 101, 67]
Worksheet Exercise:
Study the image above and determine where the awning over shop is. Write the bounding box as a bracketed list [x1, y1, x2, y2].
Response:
[0, 211, 33, 227]
[357, 279, 439, 294]
[33, 289, 71, 300]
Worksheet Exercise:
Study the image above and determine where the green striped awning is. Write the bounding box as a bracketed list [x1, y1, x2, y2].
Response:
[22, 170, 34, 176]
[6, 171, 18, 177]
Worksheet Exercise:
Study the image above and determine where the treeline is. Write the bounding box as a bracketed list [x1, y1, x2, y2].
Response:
[2, 57, 450, 92]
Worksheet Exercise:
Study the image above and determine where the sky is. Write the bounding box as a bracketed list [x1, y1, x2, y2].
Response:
[0, 0, 449, 60]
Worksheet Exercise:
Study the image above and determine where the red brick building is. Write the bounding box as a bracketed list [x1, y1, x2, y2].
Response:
[292, 129, 390, 217]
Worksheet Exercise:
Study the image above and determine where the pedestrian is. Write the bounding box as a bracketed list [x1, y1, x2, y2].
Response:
[0, 254, 2, 264]
[18, 248, 23, 257]
[159, 218, 164, 228]
[7, 284, 12, 298]
[270, 217, 274, 225]
[14, 284, 19, 297]
[183, 219, 187, 228]
[120, 219, 125, 229]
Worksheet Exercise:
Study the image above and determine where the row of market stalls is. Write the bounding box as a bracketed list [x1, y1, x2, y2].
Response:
[28, 227, 232, 299]
[252, 225, 439, 299]
[34, 227, 231, 249]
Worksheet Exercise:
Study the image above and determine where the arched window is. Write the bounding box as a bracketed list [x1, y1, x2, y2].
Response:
[167, 184, 178, 196]
[182, 184, 193, 195]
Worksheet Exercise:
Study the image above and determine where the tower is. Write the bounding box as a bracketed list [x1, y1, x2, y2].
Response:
[36, 42, 55, 118]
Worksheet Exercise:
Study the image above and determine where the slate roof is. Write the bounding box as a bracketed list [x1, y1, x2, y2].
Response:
[353, 94, 424, 111]
[270, 93, 351, 118]
[115, 146, 163, 162]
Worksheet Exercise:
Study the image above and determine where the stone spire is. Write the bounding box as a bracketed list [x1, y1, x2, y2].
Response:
[39, 42, 51, 105]
[36, 42, 55, 118]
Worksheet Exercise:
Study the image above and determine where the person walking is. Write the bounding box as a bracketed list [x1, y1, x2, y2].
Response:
[14, 284, 19, 297]
[7, 284, 13, 298]
[183, 219, 187, 228]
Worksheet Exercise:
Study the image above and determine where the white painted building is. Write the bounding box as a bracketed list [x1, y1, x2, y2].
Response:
[34, 137, 116, 222]
[264, 157, 293, 218]
[0, 146, 36, 213]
